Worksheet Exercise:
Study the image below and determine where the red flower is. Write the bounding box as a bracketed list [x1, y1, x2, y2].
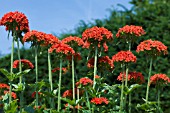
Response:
[91, 97, 109, 105]
[52, 67, 67, 74]
[87, 56, 114, 71]
[13, 59, 34, 69]
[4, 91, 17, 99]
[95, 75, 100, 79]
[44, 34, 59, 46]
[0, 11, 29, 32]
[150, 74, 170, 85]
[22, 30, 46, 44]
[66, 53, 82, 61]
[65, 103, 82, 109]
[116, 25, 145, 38]
[31, 91, 42, 98]
[76, 77, 93, 86]
[48, 42, 75, 56]
[82, 26, 113, 51]
[112, 51, 137, 63]
[136, 39, 168, 56]
[62, 89, 73, 98]
[117, 72, 145, 84]
[0, 83, 10, 89]
[61, 36, 84, 46]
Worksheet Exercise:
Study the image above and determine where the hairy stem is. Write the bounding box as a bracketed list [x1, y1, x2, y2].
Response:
[93, 46, 98, 89]
[35, 45, 39, 108]
[146, 58, 153, 103]
[58, 58, 62, 112]
[120, 64, 125, 112]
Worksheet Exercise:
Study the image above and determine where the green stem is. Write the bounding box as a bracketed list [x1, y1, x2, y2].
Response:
[48, 50, 54, 109]
[85, 90, 91, 111]
[157, 85, 161, 112]
[77, 88, 80, 113]
[128, 41, 131, 51]
[17, 38, 23, 112]
[35, 45, 39, 108]
[72, 55, 76, 113]
[58, 58, 62, 112]
[120, 64, 125, 112]
[9, 37, 15, 103]
[129, 93, 131, 113]
[145, 57, 153, 103]
[93, 46, 98, 89]
[124, 64, 129, 109]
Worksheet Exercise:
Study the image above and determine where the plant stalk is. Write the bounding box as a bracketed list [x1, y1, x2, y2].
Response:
[120, 64, 125, 112]
[48, 50, 54, 109]
[35, 45, 39, 108]
[57, 58, 62, 112]
[145, 57, 153, 103]
[86, 90, 91, 111]
[129, 93, 132, 113]
[72, 55, 76, 113]
[93, 46, 98, 89]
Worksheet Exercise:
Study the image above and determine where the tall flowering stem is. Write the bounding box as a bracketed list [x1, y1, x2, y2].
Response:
[72, 55, 75, 101]
[120, 64, 125, 112]
[17, 38, 24, 112]
[48, 51, 54, 109]
[145, 57, 152, 103]
[58, 58, 62, 112]
[93, 46, 98, 89]
[9, 37, 15, 103]
[35, 44, 39, 108]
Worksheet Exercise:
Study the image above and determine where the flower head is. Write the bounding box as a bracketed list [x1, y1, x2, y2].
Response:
[91, 97, 109, 105]
[0, 11, 29, 33]
[76, 77, 93, 87]
[117, 72, 145, 84]
[82, 26, 113, 51]
[87, 56, 114, 71]
[116, 25, 145, 38]
[136, 39, 168, 56]
[61, 36, 84, 47]
[4, 91, 17, 99]
[52, 67, 68, 74]
[112, 51, 137, 63]
[31, 91, 42, 98]
[0, 83, 10, 89]
[13, 59, 34, 69]
[150, 74, 170, 85]
[48, 42, 75, 56]
[22, 30, 46, 44]
[44, 34, 59, 46]
[62, 89, 73, 98]
[66, 53, 82, 61]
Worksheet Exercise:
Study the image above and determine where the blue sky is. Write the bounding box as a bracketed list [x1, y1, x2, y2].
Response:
[0, 0, 131, 55]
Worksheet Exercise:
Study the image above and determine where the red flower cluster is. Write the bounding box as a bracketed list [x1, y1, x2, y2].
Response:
[65, 103, 82, 109]
[0, 11, 29, 32]
[31, 91, 42, 98]
[62, 88, 84, 98]
[117, 72, 145, 84]
[66, 53, 82, 61]
[13, 59, 34, 69]
[116, 25, 145, 38]
[61, 36, 84, 46]
[91, 97, 109, 105]
[44, 34, 59, 46]
[150, 74, 170, 85]
[23, 30, 46, 43]
[62, 89, 73, 98]
[112, 51, 137, 63]
[95, 75, 100, 79]
[136, 39, 168, 56]
[0, 83, 10, 89]
[82, 26, 113, 51]
[87, 56, 114, 70]
[76, 77, 93, 86]
[4, 91, 17, 99]
[51, 67, 67, 74]
[49, 42, 75, 56]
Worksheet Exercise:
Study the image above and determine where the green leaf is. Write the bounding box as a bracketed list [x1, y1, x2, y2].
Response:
[41, 91, 55, 97]
[4, 100, 18, 113]
[127, 84, 141, 94]
[0, 68, 12, 81]
[61, 97, 76, 106]
[14, 69, 31, 79]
